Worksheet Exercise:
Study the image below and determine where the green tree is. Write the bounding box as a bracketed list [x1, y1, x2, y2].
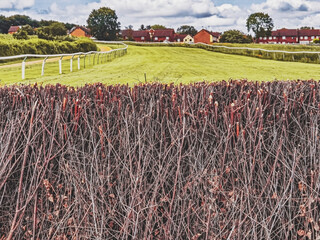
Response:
[20, 25, 35, 35]
[176, 25, 197, 36]
[220, 30, 253, 43]
[0, 15, 10, 33]
[151, 24, 166, 30]
[246, 12, 274, 39]
[49, 22, 67, 36]
[13, 29, 29, 40]
[139, 24, 146, 30]
[87, 7, 120, 40]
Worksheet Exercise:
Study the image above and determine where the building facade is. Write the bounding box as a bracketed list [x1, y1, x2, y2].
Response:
[194, 29, 220, 44]
[257, 28, 320, 44]
[69, 26, 91, 38]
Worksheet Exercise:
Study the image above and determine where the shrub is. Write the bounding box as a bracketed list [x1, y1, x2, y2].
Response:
[0, 38, 98, 56]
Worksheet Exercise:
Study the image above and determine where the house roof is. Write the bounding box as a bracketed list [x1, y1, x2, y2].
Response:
[174, 34, 187, 40]
[197, 29, 221, 38]
[272, 29, 298, 37]
[70, 26, 91, 35]
[153, 29, 175, 37]
[132, 30, 149, 38]
[8, 26, 20, 32]
[121, 29, 134, 37]
[299, 29, 320, 36]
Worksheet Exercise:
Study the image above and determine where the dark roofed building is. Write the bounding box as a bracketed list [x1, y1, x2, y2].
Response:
[8, 26, 21, 34]
[194, 29, 221, 44]
[69, 26, 91, 38]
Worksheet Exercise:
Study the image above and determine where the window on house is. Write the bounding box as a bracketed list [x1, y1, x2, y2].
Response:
[141, 37, 145, 40]
[155, 37, 158, 41]
[166, 37, 169, 40]
[269, 37, 272, 40]
[273, 37, 276, 40]
[304, 36, 308, 40]
[263, 37, 267, 40]
[292, 37, 294, 39]
[259, 37, 262, 40]
[300, 36, 303, 39]
[282, 36, 286, 39]
[311, 36, 315, 39]
[177, 39, 180, 42]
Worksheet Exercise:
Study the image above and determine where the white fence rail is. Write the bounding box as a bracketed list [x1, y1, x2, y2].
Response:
[124, 41, 320, 63]
[0, 41, 128, 80]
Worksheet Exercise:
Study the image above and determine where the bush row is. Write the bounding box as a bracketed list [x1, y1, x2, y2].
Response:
[0, 38, 98, 56]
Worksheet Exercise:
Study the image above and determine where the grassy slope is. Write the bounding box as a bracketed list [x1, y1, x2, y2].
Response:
[0, 45, 320, 86]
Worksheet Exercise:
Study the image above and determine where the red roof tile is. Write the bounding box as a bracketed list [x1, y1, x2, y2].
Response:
[8, 26, 20, 33]
[153, 29, 175, 37]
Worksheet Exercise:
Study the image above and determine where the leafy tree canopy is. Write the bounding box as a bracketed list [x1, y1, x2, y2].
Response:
[246, 12, 274, 39]
[176, 25, 198, 36]
[151, 24, 166, 30]
[87, 7, 120, 40]
[220, 30, 253, 43]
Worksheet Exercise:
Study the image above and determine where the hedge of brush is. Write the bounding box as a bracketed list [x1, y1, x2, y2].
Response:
[0, 81, 320, 239]
[0, 38, 98, 57]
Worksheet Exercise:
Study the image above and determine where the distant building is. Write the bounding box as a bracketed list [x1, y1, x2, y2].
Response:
[69, 26, 91, 38]
[8, 26, 21, 34]
[183, 35, 194, 43]
[257, 28, 320, 44]
[121, 28, 175, 42]
[194, 29, 221, 44]
[153, 29, 175, 42]
[174, 34, 187, 42]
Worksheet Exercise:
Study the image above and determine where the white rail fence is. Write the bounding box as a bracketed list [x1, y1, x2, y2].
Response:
[0, 41, 128, 80]
[124, 41, 320, 63]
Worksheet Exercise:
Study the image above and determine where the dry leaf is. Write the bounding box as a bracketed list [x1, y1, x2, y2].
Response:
[109, 194, 115, 199]
[271, 192, 277, 199]
[306, 231, 312, 239]
[297, 229, 305, 236]
[48, 194, 54, 203]
[314, 222, 319, 231]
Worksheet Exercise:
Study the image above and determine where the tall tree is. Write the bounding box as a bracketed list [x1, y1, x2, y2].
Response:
[87, 7, 120, 40]
[0, 15, 10, 33]
[246, 12, 274, 39]
[139, 24, 146, 30]
[151, 24, 166, 30]
[176, 25, 197, 36]
[220, 30, 253, 43]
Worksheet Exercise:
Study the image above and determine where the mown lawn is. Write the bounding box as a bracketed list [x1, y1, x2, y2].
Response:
[0, 45, 320, 86]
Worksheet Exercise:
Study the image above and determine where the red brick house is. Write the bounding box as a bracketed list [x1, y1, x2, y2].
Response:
[121, 29, 175, 42]
[69, 26, 91, 38]
[132, 30, 151, 42]
[153, 29, 175, 42]
[8, 26, 21, 34]
[174, 34, 187, 42]
[299, 29, 320, 44]
[194, 29, 221, 44]
[257, 28, 320, 44]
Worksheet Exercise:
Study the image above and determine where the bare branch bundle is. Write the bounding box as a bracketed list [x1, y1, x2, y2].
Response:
[0, 80, 319, 239]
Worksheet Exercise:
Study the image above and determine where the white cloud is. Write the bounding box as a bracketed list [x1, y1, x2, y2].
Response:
[0, 0, 319, 34]
[0, 0, 35, 9]
[250, 0, 320, 29]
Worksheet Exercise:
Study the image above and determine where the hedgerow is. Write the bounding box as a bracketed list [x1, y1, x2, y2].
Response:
[0, 80, 319, 239]
[0, 38, 98, 56]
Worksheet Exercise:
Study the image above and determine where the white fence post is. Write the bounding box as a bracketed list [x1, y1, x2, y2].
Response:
[22, 57, 27, 80]
[59, 56, 63, 74]
[41, 57, 48, 76]
[70, 55, 75, 72]
[78, 55, 81, 70]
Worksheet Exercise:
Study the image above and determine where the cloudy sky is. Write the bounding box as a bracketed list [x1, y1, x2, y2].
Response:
[0, 0, 319, 33]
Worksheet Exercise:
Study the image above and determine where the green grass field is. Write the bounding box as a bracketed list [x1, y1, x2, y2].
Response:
[0, 44, 320, 86]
